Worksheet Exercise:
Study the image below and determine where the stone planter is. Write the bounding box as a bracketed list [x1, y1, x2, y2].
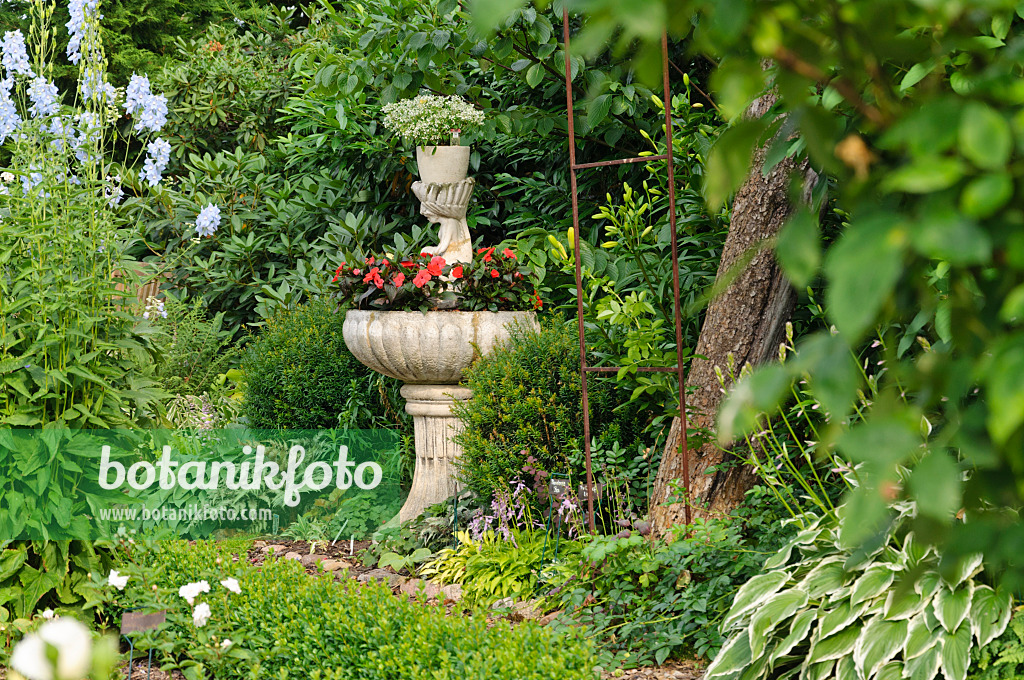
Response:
[343, 309, 538, 521]
[415, 145, 470, 185]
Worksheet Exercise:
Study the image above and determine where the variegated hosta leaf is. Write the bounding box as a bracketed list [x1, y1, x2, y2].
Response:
[939, 622, 972, 680]
[969, 584, 1013, 648]
[802, 659, 834, 680]
[748, 590, 809, 659]
[875, 661, 903, 680]
[763, 541, 797, 571]
[915, 571, 942, 600]
[941, 553, 984, 589]
[723, 571, 791, 631]
[882, 582, 927, 620]
[737, 651, 769, 680]
[705, 628, 752, 680]
[934, 583, 974, 633]
[902, 532, 933, 568]
[904, 644, 941, 680]
[834, 655, 857, 680]
[905, 614, 941, 660]
[799, 557, 850, 600]
[818, 599, 867, 640]
[850, 565, 896, 606]
[770, 608, 817, 665]
[807, 623, 861, 663]
[853, 616, 909, 679]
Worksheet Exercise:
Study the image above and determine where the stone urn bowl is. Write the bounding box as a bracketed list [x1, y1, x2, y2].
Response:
[343, 309, 538, 521]
[415, 145, 470, 185]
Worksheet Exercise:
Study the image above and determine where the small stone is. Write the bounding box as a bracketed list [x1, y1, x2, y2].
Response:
[319, 559, 352, 572]
[387, 574, 408, 589]
[400, 579, 440, 599]
[300, 554, 327, 567]
[491, 597, 514, 610]
[263, 544, 287, 555]
[357, 568, 393, 583]
[440, 583, 463, 601]
[253, 540, 267, 549]
[284, 551, 302, 561]
[512, 599, 542, 621]
[538, 609, 563, 626]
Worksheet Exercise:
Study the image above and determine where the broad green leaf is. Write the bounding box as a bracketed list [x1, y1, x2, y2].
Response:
[876, 661, 904, 680]
[808, 623, 861, 663]
[804, 660, 834, 680]
[818, 600, 865, 639]
[586, 94, 614, 129]
[960, 101, 1012, 170]
[900, 60, 937, 90]
[524, 63, 544, 88]
[934, 584, 973, 633]
[960, 173, 1014, 219]
[723, 571, 790, 630]
[883, 584, 926, 621]
[905, 615, 941, 660]
[798, 557, 849, 600]
[792, 332, 859, 420]
[748, 590, 809, 658]
[909, 205, 991, 265]
[824, 213, 905, 341]
[775, 209, 821, 289]
[834, 655, 857, 680]
[712, 57, 767, 121]
[705, 119, 767, 210]
[882, 157, 965, 193]
[969, 585, 1012, 647]
[852, 617, 908, 679]
[942, 553, 982, 589]
[905, 645, 940, 680]
[717, 363, 791, 444]
[838, 417, 921, 470]
[771, 608, 817, 664]
[939, 623, 972, 680]
[705, 629, 752, 679]
[986, 340, 1024, 444]
[908, 452, 962, 521]
[849, 565, 894, 606]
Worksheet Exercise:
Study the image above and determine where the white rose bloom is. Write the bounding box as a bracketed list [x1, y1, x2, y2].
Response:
[107, 569, 129, 590]
[220, 577, 241, 594]
[192, 602, 212, 628]
[12, 618, 94, 680]
[178, 580, 211, 604]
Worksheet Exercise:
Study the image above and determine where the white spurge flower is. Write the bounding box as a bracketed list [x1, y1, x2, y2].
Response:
[107, 569, 128, 590]
[178, 580, 210, 605]
[220, 577, 241, 594]
[192, 602, 212, 628]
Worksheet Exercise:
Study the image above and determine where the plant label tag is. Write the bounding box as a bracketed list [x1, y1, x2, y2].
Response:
[549, 477, 569, 498]
[120, 610, 166, 635]
[578, 482, 603, 502]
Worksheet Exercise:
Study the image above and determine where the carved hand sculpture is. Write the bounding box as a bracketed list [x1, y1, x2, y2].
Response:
[412, 178, 475, 265]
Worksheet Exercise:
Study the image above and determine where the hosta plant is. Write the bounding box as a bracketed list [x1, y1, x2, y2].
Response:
[706, 503, 1013, 680]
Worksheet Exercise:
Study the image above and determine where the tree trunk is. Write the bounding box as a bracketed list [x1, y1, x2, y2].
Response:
[650, 91, 816, 532]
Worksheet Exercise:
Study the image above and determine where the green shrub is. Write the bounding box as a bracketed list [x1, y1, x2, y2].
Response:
[453, 318, 649, 499]
[969, 610, 1024, 680]
[241, 298, 404, 430]
[148, 295, 241, 397]
[110, 540, 599, 679]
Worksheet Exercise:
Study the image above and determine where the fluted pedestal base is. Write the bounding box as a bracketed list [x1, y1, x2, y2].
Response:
[398, 384, 472, 523]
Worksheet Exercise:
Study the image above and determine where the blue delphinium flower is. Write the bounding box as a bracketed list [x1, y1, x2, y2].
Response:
[124, 73, 168, 132]
[2, 31, 33, 77]
[81, 67, 116, 102]
[27, 77, 59, 118]
[195, 204, 221, 238]
[66, 0, 100, 65]
[142, 137, 170, 186]
[21, 166, 42, 196]
[49, 116, 75, 152]
[74, 111, 101, 162]
[0, 78, 21, 142]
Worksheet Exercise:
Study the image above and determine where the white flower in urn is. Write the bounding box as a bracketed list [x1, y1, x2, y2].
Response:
[10, 617, 93, 680]
[192, 602, 212, 628]
[178, 580, 210, 605]
[107, 569, 128, 590]
[220, 577, 241, 594]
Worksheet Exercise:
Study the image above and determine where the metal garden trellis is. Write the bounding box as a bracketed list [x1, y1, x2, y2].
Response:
[561, 11, 692, 532]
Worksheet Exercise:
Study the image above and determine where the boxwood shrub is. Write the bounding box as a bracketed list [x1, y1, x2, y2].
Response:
[113, 540, 598, 679]
[453, 318, 648, 499]
[241, 298, 404, 430]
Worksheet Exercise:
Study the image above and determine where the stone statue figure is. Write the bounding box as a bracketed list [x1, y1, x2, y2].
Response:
[411, 178, 475, 265]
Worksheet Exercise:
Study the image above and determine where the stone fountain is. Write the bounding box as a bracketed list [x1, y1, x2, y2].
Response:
[342, 170, 537, 522]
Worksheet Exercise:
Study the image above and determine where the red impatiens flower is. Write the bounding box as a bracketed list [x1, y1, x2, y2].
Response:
[532, 291, 543, 310]
[478, 246, 495, 262]
[450, 265, 464, 279]
[427, 256, 446, 277]
[502, 248, 515, 259]
[365, 256, 375, 265]
[332, 263, 345, 283]
[393, 273, 405, 287]
[401, 260, 415, 268]
[490, 269, 499, 278]
[353, 268, 362, 276]
[363, 267, 384, 289]
[413, 270, 432, 288]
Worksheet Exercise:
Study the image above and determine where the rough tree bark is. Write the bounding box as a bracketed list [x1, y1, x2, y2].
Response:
[650, 90, 817, 532]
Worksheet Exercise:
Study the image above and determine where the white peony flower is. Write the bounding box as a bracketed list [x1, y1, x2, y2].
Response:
[220, 638, 233, 649]
[192, 602, 212, 627]
[107, 569, 128, 590]
[12, 617, 93, 680]
[219, 577, 241, 594]
[177, 580, 210, 605]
